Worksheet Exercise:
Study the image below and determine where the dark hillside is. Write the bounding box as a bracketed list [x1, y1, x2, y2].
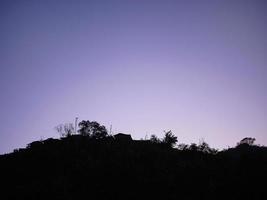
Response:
[1, 136, 267, 200]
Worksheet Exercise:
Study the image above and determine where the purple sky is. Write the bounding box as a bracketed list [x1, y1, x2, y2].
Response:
[0, 0, 266, 153]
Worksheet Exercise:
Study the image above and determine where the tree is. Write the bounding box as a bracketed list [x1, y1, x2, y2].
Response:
[162, 130, 178, 147]
[177, 143, 189, 151]
[55, 123, 74, 138]
[188, 143, 198, 151]
[78, 120, 108, 139]
[198, 139, 217, 154]
[237, 137, 256, 146]
[150, 134, 161, 144]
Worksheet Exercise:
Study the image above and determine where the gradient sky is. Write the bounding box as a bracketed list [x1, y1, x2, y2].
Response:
[0, 0, 266, 154]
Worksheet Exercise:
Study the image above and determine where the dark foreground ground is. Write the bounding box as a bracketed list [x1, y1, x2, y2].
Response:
[1, 136, 267, 200]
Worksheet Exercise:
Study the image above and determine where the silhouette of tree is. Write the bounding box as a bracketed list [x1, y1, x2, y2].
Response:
[78, 120, 108, 139]
[237, 137, 256, 146]
[198, 139, 217, 154]
[189, 143, 198, 151]
[150, 134, 161, 143]
[162, 130, 177, 147]
[55, 123, 74, 138]
[177, 143, 189, 150]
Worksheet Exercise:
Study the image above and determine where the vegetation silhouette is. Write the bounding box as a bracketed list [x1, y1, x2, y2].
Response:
[162, 130, 178, 147]
[55, 123, 74, 138]
[0, 120, 267, 200]
[78, 120, 108, 139]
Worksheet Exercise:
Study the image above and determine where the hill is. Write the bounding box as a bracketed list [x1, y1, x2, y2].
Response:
[1, 135, 267, 200]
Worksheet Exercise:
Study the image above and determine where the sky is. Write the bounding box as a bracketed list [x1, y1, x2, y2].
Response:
[0, 0, 266, 154]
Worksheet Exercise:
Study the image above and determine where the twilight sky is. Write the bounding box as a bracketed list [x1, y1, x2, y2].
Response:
[0, 0, 266, 153]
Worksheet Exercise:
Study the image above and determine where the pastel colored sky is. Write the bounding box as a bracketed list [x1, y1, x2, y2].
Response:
[0, 0, 266, 153]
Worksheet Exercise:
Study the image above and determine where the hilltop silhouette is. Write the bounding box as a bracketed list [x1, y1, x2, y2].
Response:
[1, 120, 267, 200]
